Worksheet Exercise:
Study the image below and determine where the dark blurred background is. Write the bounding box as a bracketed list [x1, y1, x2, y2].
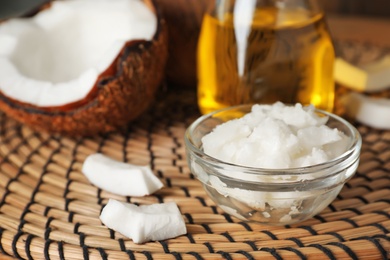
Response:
[1, 0, 390, 20]
[322, 0, 390, 17]
[0, 0, 48, 20]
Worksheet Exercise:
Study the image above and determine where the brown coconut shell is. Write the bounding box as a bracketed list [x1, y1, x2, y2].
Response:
[0, 0, 168, 137]
[154, 0, 209, 89]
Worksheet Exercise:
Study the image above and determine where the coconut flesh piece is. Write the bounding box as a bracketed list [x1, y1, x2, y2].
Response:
[341, 92, 390, 130]
[82, 153, 163, 197]
[0, 0, 156, 107]
[100, 199, 187, 243]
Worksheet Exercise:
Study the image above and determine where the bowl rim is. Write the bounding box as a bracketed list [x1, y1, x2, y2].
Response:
[184, 103, 362, 176]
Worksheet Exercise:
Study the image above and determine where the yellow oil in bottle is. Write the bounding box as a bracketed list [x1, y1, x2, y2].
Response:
[197, 7, 335, 114]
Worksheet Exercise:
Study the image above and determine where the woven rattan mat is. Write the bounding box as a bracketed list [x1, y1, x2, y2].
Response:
[0, 41, 390, 260]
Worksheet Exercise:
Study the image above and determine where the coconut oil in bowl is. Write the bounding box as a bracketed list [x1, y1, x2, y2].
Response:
[184, 103, 362, 225]
[197, 0, 335, 114]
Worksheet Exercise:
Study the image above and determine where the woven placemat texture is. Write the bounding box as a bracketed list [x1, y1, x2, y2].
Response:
[0, 41, 389, 260]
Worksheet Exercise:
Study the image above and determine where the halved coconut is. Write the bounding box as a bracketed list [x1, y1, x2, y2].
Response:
[0, 0, 168, 136]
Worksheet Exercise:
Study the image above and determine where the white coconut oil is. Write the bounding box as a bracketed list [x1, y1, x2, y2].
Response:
[202, 102, 349, 169]
[200, 102, 351, 223]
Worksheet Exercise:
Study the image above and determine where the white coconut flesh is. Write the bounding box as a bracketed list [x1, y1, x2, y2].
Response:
[341, 92, 390, 130]
[82, 153, 163, 197]
[0, 0, 157, 107]
[100, 199, 187, 243]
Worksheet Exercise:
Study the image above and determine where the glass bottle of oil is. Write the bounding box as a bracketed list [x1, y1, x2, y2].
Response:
[197, 0, 335, 114]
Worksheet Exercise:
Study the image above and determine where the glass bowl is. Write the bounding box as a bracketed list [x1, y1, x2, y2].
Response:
[184, 104, 362, 225]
